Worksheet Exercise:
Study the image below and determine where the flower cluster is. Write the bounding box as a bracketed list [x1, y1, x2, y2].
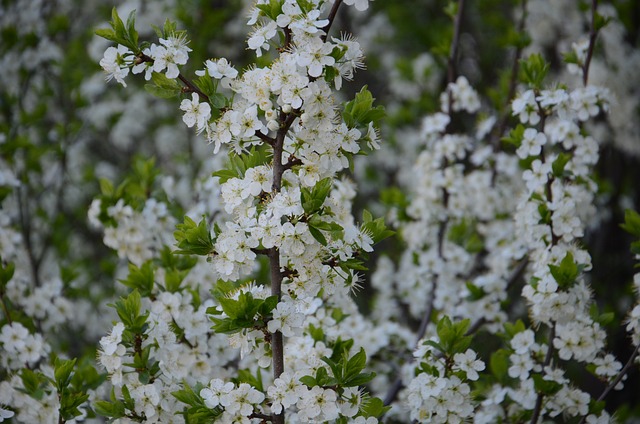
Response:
[2, 0, 640, 423]
[90, 0, 390, 422]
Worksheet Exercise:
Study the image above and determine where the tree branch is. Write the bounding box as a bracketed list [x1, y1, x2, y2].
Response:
[582, 0, 599, 87]
[491, 0, 528, 155]
[139, 53, 210, 103]
[447, 0, 466, 86]
[267, 110, 292, 424]
[576, 341, 640, 424]
[322, 0, 343, 42]
[530, 323, 556, 424]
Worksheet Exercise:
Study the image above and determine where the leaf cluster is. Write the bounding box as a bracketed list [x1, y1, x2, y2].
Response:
[342, 86, 385, 129]
[174, 216, 216, 256]
[95, 8, 140, 53]
[207, 291, 278, 334]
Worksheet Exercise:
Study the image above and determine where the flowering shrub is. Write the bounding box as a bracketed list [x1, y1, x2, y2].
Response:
[1, 0, 640, 423]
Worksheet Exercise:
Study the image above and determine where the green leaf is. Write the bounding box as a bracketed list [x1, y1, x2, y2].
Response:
[256, 0, 284, 20]
[308, 224, 328, 246]
[20, 368, 49, 400]
[144, 83, 181, 98]
[501, 124, 525, 147]
[548, 252, 579, 289]
[621, 209, 640, 237]
[94, 400, 125, 418]
[54, 358, 77, 391]
[551, 153, 572, 178]
[110, 7, 126, 39]
[210, 93, 227, 109]
[211, 169, 237, 184]
[360, 396, 391, 418]
[594, 12, 612, 31]
[235, 369, 264, 391]
[173, 382, 224, 423]
[532, 373, 562, 395]
[308, 324, 325, 342]
[361, 212, 394, 244]
[315, 366, 335, 386]
[490, 349, 510, 383]
[329, 338, 354, 363]
[435, 316, 472, 355]
[0, 260, 15, 286]
[519, 53, 549, 89]
[342, 86, 385, 128]
[299, 375, 317, 387]
[210, 317, 243, 334]
[504, 320, 526, 339]
[59, 391, 90, 420]
[301, 178, 333, 215]
[145, 72, 182, 98]
[339, 258, 368, 272]
[345, 348, 367, 380]
[448, 219, 484, 254]
[258, 296, 279, 316]
[465, 281, 486, 301]
[94, 28, 127, 46]
[119, 261, 155, 296]
[174, 216, 215, 256]
[164, 268, 188, 293]
[125, 9, 138, 48]
[162, 19, 178, 38]
[423, 339, 445, 354]
[562, 50, 580, 66]
[343, 372, 376, 387]
[213, 147, 271, 183]
[111, 290, 147, 332]
[172, 385, 200, 406]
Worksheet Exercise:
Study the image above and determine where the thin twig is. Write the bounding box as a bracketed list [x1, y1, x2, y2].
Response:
[17, 185, 41, 287]
[582, 0, 599, 87]
[256, 131, 276, 146]
[492, 0, 528, 152]
[596, 342, 640, 402]
[576, 342, 640, 424]
[0, 294, 12, 325]
[447, 0, 465, 86]
[322, 0, 343, 42]
[530, 323, 556, 424]
[139, 53, 210, 102]
[383, 2, 467, 410]
[267, 109, 291, 424]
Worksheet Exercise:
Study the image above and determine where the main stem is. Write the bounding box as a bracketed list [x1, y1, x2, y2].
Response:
[267, 4, 342, 420]
[529, 323, 556, 424]
[268, 117, 290, 424]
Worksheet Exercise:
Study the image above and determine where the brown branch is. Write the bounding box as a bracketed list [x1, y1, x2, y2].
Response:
[177, 73, 210, 103]
[322, 0, 343, 42]
[447, 0, 465, 86]
[139, 53, 210, 102]
[283, 156, 303, 171]
[576, 341, 640, 424]
[250, 412, 273, 421]
[530, 323, 556, 424]
[491, 0, 529, 154]
[582, 0, 599, 87]
[256, 131, 276, 146]
[268, 247, 285, 424]
[506, 257, 529, 291]
[385, 1, 468, 411]
[268, 109, 290, 424]
[595, 341, 640, 402]
[252, 248, 272, 256]
[16, 185, 42, 288]
[0, 293, 12, 325]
